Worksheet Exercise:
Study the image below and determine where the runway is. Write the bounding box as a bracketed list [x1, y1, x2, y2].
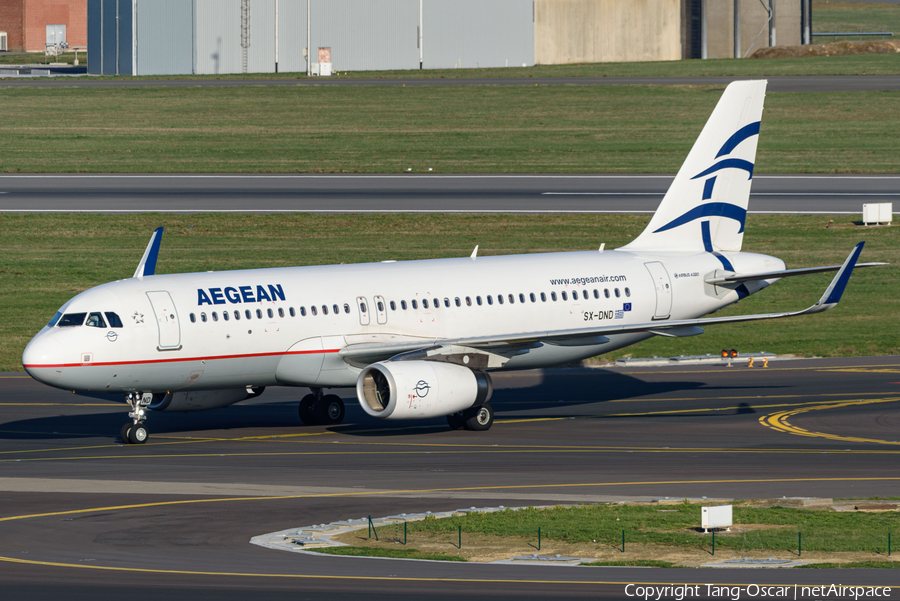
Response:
[1, 356, 899, 599]
[1, 174, 898, 213]
[2, 74, 900, 92]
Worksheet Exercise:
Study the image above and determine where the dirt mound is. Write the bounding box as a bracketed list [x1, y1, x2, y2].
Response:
[751, 39, 900, 59]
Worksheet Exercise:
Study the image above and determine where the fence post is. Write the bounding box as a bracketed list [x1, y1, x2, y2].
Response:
[538, 527, 541, 551]
[798, 531, 802, 557]
[622, 530, 625, 553]
[368, 515, 378, 541]
[458, 524, 462, 549]
[712, 529, 716, 556]
[404, 521, 407, 545]
[889, 532, 891, 557]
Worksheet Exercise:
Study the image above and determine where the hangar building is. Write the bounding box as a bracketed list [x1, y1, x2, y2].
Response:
[0, 0, 87, 52]
[85, 0, 808, 76]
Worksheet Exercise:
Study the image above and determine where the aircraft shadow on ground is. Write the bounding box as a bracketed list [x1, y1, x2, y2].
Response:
[0, 369, 780, 441]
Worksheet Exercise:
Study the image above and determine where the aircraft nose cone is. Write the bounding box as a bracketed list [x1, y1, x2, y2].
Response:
[22, 335, 66, 383]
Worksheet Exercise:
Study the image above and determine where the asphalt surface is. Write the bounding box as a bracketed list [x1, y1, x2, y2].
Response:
[1, 174, 898, 214]
[2, 74, 900, 92]
[2, 356, 899, 600]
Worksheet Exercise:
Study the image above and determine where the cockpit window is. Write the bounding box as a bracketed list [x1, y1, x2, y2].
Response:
[58, 312, 86, 327]
[48, 312, 62, 327]
[86, 312, 107, 328]
[105, 312, 124, 328]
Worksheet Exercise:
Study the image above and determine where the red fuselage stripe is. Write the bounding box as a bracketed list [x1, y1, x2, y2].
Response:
[23, 348, 340, 369]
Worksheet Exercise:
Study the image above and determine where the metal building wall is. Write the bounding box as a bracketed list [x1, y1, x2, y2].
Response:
[90, 0, 535, 76]
[424, 0, 534, 69]
[135, 0, 193, 75]
[88, 0, 134, 75]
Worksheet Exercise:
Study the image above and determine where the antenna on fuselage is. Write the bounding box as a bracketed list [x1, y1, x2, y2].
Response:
[133, 227, 164, 280]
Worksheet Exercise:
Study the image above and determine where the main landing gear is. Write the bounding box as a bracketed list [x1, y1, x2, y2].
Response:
[446, 402, 494, 431]
[298, 388, 345, 426]
[120, 392, 152, 444]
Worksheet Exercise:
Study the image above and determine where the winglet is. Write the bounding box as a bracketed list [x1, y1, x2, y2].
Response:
[809, 242, 864, 313]
[133, 227, 164, 279]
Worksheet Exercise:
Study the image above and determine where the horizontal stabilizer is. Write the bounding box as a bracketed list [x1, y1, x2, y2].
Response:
[705, 260, 886, 285]
[133, 227, 164, 279]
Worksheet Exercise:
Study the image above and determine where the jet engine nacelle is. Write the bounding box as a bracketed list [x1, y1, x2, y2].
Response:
[356, 361, 492, 420]
[149, 387, 265, 412]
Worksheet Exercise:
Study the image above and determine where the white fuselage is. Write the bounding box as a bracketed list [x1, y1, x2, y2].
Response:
[22, 248, 783, 396]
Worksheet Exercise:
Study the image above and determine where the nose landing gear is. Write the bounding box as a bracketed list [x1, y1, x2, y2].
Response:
[298, 388, 345, 426]
[120, 392, 152, 444]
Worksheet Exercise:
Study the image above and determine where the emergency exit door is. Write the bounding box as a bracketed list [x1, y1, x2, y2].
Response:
[146, 291, 182, 350]
[644, 262, 672, 320]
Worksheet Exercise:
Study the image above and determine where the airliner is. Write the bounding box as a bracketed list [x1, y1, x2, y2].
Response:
[22, 80, 881, 444]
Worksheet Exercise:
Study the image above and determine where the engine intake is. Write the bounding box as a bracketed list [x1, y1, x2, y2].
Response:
[357, 361, 492, 420]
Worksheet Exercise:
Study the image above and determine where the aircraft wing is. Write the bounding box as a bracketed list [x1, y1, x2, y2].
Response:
[340, 242, 867, 364]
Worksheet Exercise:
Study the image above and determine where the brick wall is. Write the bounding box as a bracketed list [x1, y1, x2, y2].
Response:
[24, 0, 86, 52]
[0, 0, 25, 51]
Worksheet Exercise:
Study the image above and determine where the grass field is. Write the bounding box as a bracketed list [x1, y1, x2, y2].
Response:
[1, 86, 899, 174]
[813, 1, 900, 40]
[327, 502, 900, 566]
[1, 213, 896, 372]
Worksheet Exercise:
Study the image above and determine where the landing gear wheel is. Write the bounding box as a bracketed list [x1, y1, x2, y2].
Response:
[120, 423, 133, 444]
[463, 403, 494, 431]
[128, 424, 148, 444]
[298, 394, 320, 426]
[321, 395, 345, 425]
[446, 412, 465, 430]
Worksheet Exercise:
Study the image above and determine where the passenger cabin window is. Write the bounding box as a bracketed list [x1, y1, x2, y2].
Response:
[256, 309, 263, 319]
[401, 300, 407, 310]
[86, 312, 106, 328]
[105, 312, 124, 328]
[423, 299, 429, 309]
[540, 292, 546, 302]
[519, 293, 525, 303]
[212, 312, 218, 322]
[267, 308, 274, 318]
[412, 300, 418, 309]
[465, 297, 471, 306]
[508, 294, 515, 304]
[311, 306, 317, 316]
[444, 298, 450, 308]
[551, 292, 557, 301]
[359, 301, 367, 313]
[625, 287, 631, 297]
[223, 311, 230, 321]
[245, 309, 252, 319]
[530, 293, 536, 303]
[299, 307, 306, 316]
[344, 303, 351, 314]
[455, 297, 461, 307]
[432, 299, 439, 310]
[201, 313, 208, 323]
[333, 304, 339, 314]
[487, 295, 494, 305]
[593, 289, 599, 299]
[476, 296, 482, 306]
[190, 313, 196, 323]
[278, 308, 284, 318]
[389, 301, 396, 311]
[234, 310, 241, 320]
[615, 288, 621, 298]
[497, 295, 504, 305]
[604, 289, 610, 298]
[322, 305, 328, 316]
[561, 291, 568, 301]
[290, 307, 296, 317]
[377, 301, 384, 312]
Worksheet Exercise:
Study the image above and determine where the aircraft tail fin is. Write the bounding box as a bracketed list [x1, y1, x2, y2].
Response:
[620, 80, 767, 254]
